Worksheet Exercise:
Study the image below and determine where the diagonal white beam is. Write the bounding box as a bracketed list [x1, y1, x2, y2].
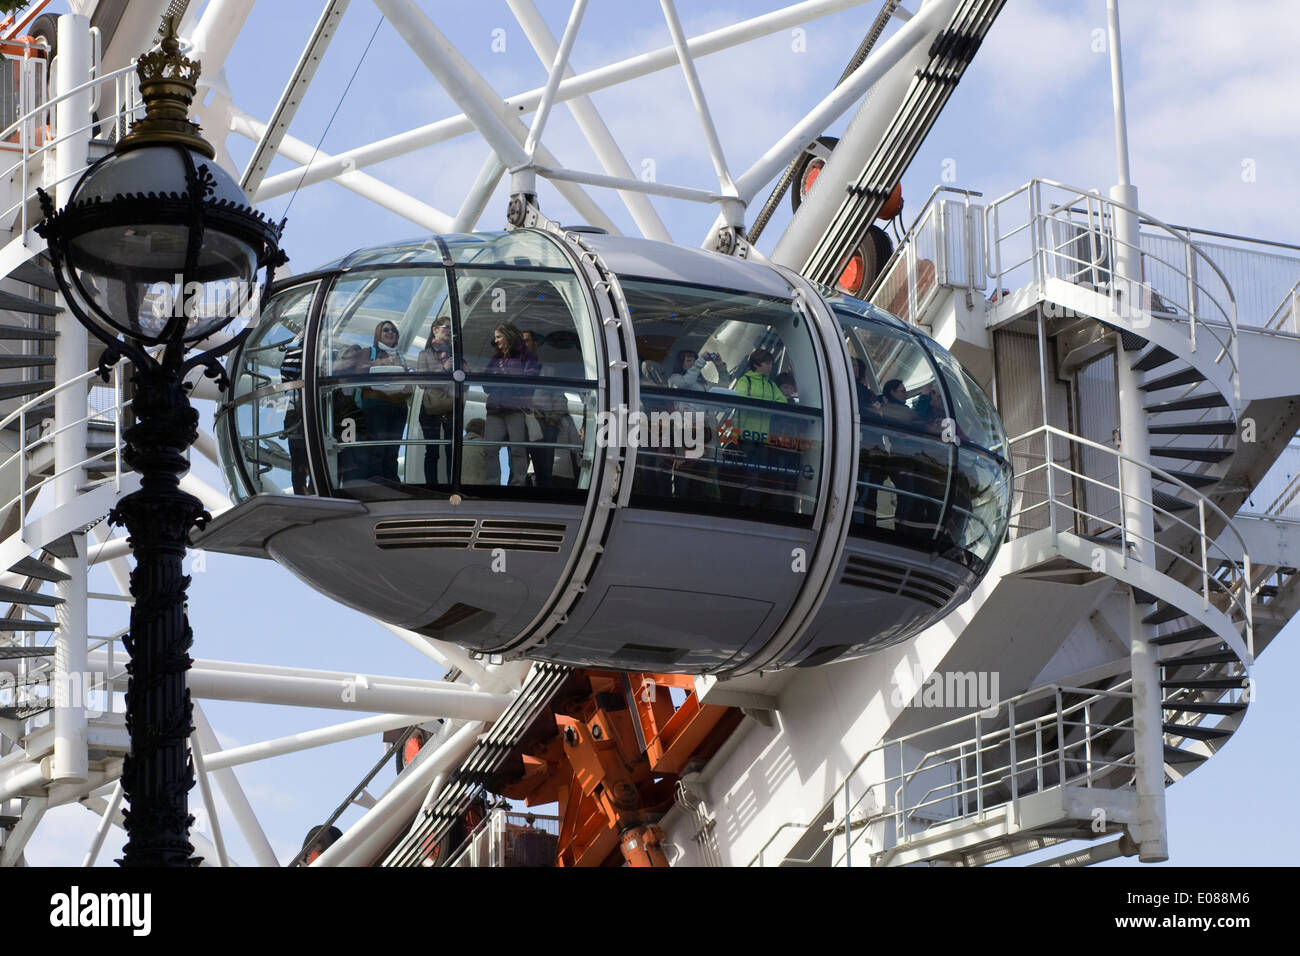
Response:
[732, 0, 952, 203]
[507, 0, 670, 241]
[190, 0, 258, 78]
[659, 0, 735, 196]
[186, 667, 511, 719]
[190, 735, 230, 867]
[256, 0, 869, 204]
[312, 718, 484, 866]
[0, 796, 46, 867]
[523, 0, 588, 162]
[229, 104, 456, 233]
[80, 794, 231, 867]
[373, 0, 529, 169]
[453, 152, 507, 232]
[372, 0, 618, 232]
[379, 620, 504, 691]
[241, 0, 352, 195]
[192, 704, 279, 867]
[202, 712, 425, 771]
[82, 781, 122, 867]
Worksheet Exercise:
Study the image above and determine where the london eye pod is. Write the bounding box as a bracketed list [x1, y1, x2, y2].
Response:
[210, 228, 1012, 675]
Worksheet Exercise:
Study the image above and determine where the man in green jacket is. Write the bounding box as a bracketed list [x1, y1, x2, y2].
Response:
[733, 348, 787, 507]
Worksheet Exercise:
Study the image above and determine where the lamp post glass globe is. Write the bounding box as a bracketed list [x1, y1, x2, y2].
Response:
[53, 144, 266, 350]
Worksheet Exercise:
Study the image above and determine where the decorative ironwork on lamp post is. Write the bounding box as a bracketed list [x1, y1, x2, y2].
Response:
[35, 15, 286, 866]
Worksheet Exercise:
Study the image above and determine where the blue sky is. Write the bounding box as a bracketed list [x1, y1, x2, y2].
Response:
[23, 0, 1300, 866]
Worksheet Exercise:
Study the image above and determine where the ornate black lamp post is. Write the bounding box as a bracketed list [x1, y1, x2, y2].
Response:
[35, 16, 286, 866]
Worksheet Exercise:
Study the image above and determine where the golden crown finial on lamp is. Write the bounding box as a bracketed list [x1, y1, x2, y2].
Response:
[116, 14, 215, 158]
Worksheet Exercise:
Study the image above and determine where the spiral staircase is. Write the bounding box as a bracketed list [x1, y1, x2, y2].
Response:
[748, 180, 1299, 867]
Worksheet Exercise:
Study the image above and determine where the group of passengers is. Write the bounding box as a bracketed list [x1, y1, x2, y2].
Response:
[638, 345, 809, 509]
[331, 318, 581, 489]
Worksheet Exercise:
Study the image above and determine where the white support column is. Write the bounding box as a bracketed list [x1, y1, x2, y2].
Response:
[50, 14, 94, 786]
[191, 704, 280, 867]
[506, 0, 671, 241]
[312, 719, 484, 867]
[1107, 0, 1165, 864]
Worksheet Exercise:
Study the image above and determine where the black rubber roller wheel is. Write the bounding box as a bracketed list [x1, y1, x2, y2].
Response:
[791, 136, 840, 213]
[836, 225, 894, 297]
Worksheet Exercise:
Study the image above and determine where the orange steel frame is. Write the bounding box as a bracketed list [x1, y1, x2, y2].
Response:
[498, 670, 740, 867]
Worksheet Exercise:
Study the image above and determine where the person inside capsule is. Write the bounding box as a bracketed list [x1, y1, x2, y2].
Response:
[483, 322, 540, 486]
[731, 348, 788, 508]
[359, 320, 412, 483]
[417, 316, 455, 486]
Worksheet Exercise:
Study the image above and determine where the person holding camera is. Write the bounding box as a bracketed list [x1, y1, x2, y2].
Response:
[668, 348, 730, 391]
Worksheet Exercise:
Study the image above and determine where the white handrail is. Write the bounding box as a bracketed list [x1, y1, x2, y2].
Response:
[986, 178, 1240, 400]
[0, 366, 127, 526]
[1006, 422, 1253, 659]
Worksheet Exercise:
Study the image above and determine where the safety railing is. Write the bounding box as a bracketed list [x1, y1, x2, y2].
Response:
[749, 680, 1138, 867]
[1006, 423, 1253, 658]
[446, 807, 560, 868]
[866, 185, 985, 325]
[1265, 277, 1300, 334]
[0, 58, 141, 241]
[0, 365, 126, 529]
[986, 179, 1240, 402]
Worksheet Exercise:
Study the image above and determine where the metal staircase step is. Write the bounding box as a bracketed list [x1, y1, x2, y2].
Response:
[1, 402, 52, 428]
[1160, 649, 1237, 667]
[1159, 677, 1246, 690]
[9, 260, 59, 291]
[0, 324, 56, 341]
[1140, 367, 1206, 391]
[0, 645, 54, 657]
[1151, 468, 1218, 489]
[0, 585, 62, 607]
[1150, 624, 1215, 645]
[1144, 393, 1229, 414]
[9, 557, 70, 583]
[1132, 588, 1159, 605]
[1143, 603, 1187, 626]
[0, 619, 55, 632]
[1131, 346, 1176, 371]
[0, 703, 50, 720]
[1147, 420, 1237, 436]
[0, 290, 60, 316]
[42, 534, 80, 560]
[1149, 446, 1233, 463]
[1164, 744, 1207, 764]
[1118, 330, 1148, 352]
[0, 354, 55, 370]
[0, 378, 55, 401]
[1150, 489, 1195, 513]
[1164, 701, 1247, 716]
[1163, 723, 1233, 742]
